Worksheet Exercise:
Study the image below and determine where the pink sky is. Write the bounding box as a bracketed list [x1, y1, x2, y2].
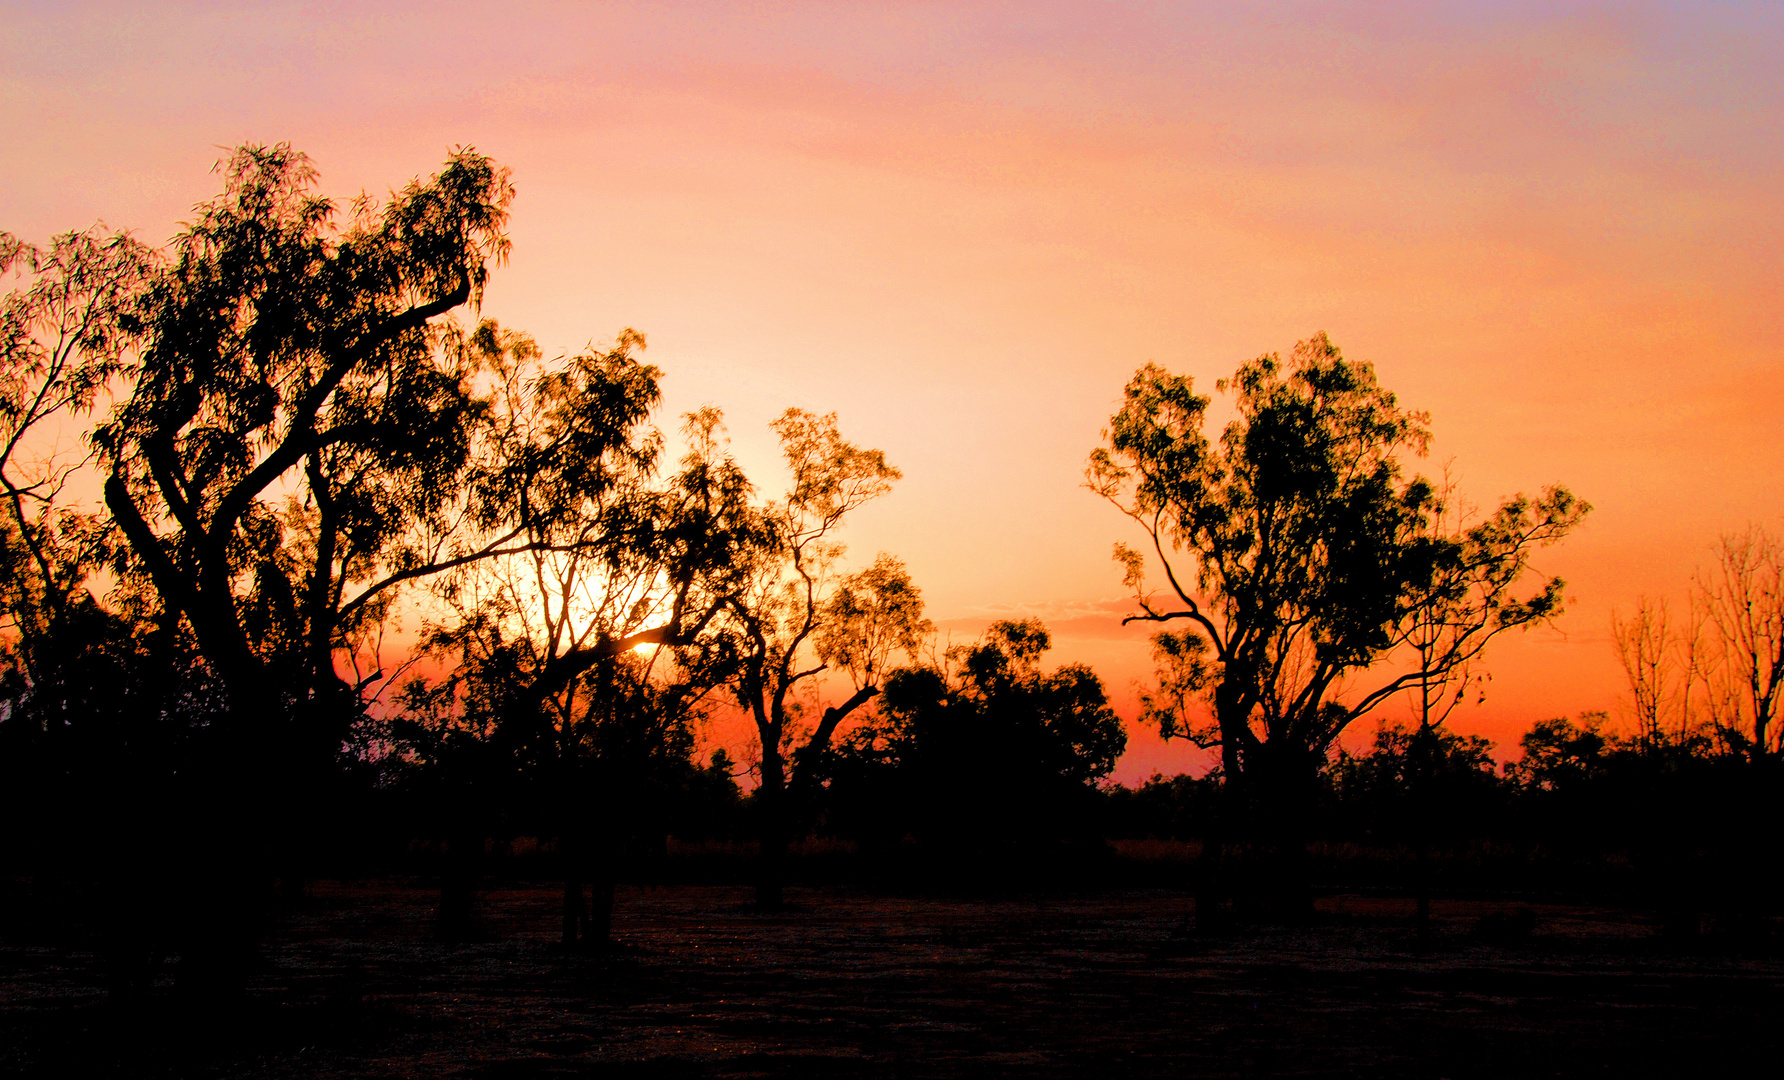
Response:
[5, 1, 1781, 780]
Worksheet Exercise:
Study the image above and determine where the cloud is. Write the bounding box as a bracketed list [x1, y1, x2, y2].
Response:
[935, 596, 1152, 642]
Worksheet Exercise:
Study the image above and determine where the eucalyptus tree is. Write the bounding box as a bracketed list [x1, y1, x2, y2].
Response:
[717, 410, 931, 908]
[87, 144, 533, 989]
[836, 618, 1127, 863]
[1611, 598, 1706, 752]
[1089, 333, 1585, 916]
[403, 335, 752, 948]
[95, 144, 521, 753]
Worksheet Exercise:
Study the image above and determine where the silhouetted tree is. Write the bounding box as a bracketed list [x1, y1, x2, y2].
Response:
[381, 669, 516, 941]
[1328, 720, 1505, 842]
[661, 748, 749, 844]
[1088, 333, 1586, 920]
[831, 619, 1126, 875]
[1610, 530, 1783, 762]
[91, 144, 520, 991]
[1612, 597, 1711, 752]
[1099, 771, 1224, 843]
[1697, 527, 1784, 760]
[394, 338, 750, 948]
[1505, 712, 1614, 792]
[714, 410, 929, 908]
[0, 226, 154, 659]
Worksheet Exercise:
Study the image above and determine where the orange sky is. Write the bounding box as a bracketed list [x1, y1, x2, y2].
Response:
[5, 1, 1781, 781]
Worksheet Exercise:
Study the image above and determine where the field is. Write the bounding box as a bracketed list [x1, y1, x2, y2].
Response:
[2, 880, 1780, 1078]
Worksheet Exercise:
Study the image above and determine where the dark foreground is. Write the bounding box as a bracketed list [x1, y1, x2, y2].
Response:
[2, 882, 1780, 1078]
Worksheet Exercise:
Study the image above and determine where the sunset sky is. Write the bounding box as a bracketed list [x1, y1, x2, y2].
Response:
[4, 1, 1780, 780]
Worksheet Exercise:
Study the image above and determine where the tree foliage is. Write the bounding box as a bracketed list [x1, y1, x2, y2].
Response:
[0, 226, 156, 693]
[389, 335, 756, 945]
[1090, 334, 1586, 794]
[95, 143, 515, 744]
[827, 618, 1127, 863]
[711, 409, 929, 906]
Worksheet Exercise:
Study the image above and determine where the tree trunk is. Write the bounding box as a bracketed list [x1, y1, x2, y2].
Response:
[1194, 779, 1235, 933]
[100, 830, 167, 1004]
[1247, 742, 1315, 924]
[755, 747, 788, 910]
[560, 822, 586, 948]
[561, 874, 584, 948]
[173, 716, 275, 1001]
[1415, 849, 1432, 938]
[435, 830, 482, 942]
[1410, 725, 1435, 940]
[1197, 679, 1250, 932]
[173, 821, 265, 1000]
[584, 818, 621, 949]
[589, 875, 616, 949]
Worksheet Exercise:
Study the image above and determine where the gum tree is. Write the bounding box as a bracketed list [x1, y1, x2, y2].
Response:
[1089, 333, 1586, 917]
[401, 344, 755, 948]
[97, 144, 519, 747]
[92, 144, 520, 990]
[717, 410, 931, 908]
[843, 618, 1128, 860]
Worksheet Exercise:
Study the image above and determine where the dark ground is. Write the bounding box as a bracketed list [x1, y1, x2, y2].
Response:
[2, 881, 1780, 1078]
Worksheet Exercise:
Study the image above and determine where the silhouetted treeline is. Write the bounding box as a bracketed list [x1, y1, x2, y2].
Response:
[319, 706, 1783, 930]
[1093, 716, 1782, 930]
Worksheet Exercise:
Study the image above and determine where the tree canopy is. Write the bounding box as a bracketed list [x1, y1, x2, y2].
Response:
[1088, 334, 1587, 885]
[94, 144, 518, 747]
[705, 408, 930, 906]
